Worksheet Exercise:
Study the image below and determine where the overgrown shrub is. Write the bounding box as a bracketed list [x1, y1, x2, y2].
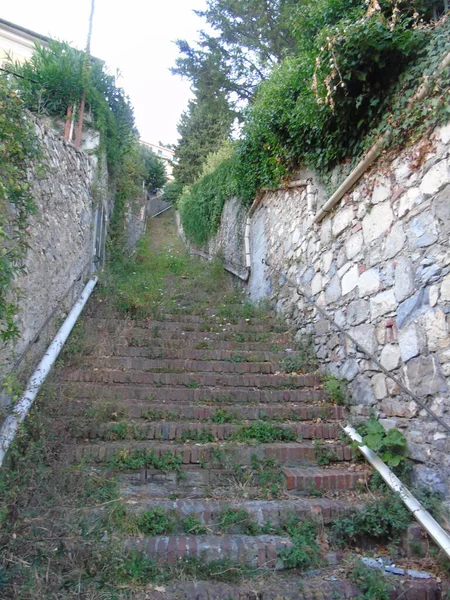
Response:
[332, 494, 411, 544]
[176, 7, 449, 245]
[178, 155, 239, 245]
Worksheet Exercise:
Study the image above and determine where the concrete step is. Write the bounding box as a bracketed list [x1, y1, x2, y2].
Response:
[113, 576, 444, 600]
[95, 346, 291, 362]
[76, 356, 285, 374]
[85, 326, 292, 344]
[118, 337, 296, 352]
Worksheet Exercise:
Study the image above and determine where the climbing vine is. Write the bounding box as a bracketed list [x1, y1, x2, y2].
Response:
[0, 75, 42, 343]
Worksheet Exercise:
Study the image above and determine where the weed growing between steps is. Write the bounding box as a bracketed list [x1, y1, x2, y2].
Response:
[332, 495, 410, 546]
[231, 421, 297, 443]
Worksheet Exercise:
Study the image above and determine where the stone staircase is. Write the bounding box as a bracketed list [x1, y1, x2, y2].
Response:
[48, 297, 379, 596]
[31, 213, 444, 600]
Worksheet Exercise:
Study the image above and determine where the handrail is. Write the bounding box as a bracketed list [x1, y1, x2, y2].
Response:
[0, 277, 98, 466]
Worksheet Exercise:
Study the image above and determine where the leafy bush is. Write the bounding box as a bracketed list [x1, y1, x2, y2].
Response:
[349, 561, 391, 600]
[357, 418, 407, 469]
[332, 494, 410, 544]
[231, 420, 297, 443]
[162, 180, 183, 203]
[280, 518, 320, 570]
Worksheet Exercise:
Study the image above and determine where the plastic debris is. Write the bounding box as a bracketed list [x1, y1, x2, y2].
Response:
[361, 557, 432, 579]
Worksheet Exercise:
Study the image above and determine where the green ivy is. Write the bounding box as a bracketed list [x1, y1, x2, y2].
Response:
[176, 13, 449, 245]
[0, 76, 42, 342]
[178, 155, 239, 246]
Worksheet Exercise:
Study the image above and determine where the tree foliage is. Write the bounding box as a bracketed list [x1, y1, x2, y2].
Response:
[173, 0, 300, 101]
[173, 89, 234, 187]
[140, 146, 166, 192]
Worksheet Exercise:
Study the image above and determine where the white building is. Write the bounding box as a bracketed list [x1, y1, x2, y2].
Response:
[140, 141, 176, 181]
[0, 18, 50, 66]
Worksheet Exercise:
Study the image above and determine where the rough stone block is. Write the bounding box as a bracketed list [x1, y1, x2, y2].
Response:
[362, 202, 394, 244]
[407, 212, 439, 248]
[441, 273, 450, 302]
[384, 222, 406, 259]
[422, 308, 447, 351]
[359, 268, 381, 297]
[372, 181, 391, 204]
[397, 187, 422, 218]
[350, 375, 377, 407]
[398, 325, 420, 362]
[405, 355, 448, 397]
[433, 184, 450, 234]
[311, 273, 322, 296]
[341, 264, 359, 296]
[372, 373, 387, 399]
[370, 289, 396, 319]
[413, 464, 448, 497]
[347, 299, 370, 326]
[381, 398, 419, 418]
[349, 323, 377, 354]
[325, 275, 341, 304]
[322, 251, 333, 273]
[341, 359, 359, 381]
[394, 258, 415, 303]
[397, 288, 429, 329]
[420, 159, 450, 196]
[380, 344, 401, 371]
[345, 231, 363, 260]
[332, 206, 354, 237]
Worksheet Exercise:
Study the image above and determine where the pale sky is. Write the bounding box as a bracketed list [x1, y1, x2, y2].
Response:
[2, 0, 207, 145]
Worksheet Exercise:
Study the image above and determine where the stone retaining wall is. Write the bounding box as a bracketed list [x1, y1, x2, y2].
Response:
[179, 122, 450, 496]
[249, 123, 450, 496]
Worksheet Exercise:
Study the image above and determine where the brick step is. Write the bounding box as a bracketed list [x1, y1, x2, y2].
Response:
[114, 576, 444, 600]
[71, 440, 352, 466]
[163, 313, 283, 326]
[72, 419, 342, 441]
[117, 463, 362, 496]
[86, 327, 292, 344]
[62, 400, 346, 421]
[62, 382, 327, 403]
[121, 337, 295, 351]
[125, 533, 292, 570]
[97, 347, 289, 362]
[283, 466, 368, 493]
[78, 356, 285, 374]
[122, 497, 358, 528]
[62, 370, 321, 389]
[84, 317, 288, 334]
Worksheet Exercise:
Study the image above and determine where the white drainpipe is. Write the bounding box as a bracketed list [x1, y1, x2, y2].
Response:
[344, 424, 450, 559]
[0, 277, 98, 467]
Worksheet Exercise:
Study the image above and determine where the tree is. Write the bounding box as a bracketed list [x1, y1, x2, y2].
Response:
[140, 146, 166, 192]
[172, 0, 299, 102]
[173, 93, 234, 187]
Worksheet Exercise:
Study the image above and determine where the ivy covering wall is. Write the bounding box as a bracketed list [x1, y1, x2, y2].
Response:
[174, 4, 450, 246]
